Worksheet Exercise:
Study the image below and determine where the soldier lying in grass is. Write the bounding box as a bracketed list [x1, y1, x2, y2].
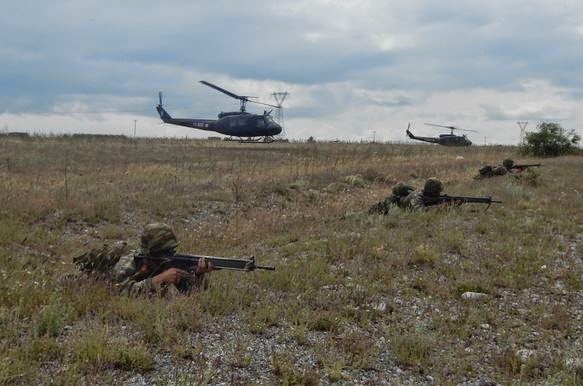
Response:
[474, 158, 541, 179]
[369, 178, 500, 214]
[72, 223, 213, 296]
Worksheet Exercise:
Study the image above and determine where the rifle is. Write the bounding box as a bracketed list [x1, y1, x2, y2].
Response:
[421, 194, 502, 210]
[510, 163, 542, 171]
[134, 253, 276, 272]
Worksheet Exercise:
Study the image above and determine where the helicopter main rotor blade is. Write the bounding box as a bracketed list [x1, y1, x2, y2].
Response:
[425, 123, 456, 130]
[200, 80, 247, 101]
[249, 99, 280, 109]
[456, 128, 478, 133]
[424, 122, 477, 133]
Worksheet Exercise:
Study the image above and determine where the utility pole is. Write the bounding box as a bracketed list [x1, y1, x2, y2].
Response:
[372, 130, 376, 143]
[133, 120, 137, 138]
[517, 121, 528, 145]
[272, 91, 289, 137]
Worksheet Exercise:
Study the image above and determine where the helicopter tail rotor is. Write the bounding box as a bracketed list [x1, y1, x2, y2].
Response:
[158, 91, 163, 107]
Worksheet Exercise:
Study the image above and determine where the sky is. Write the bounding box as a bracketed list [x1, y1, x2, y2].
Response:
[2, 0, 583, 144]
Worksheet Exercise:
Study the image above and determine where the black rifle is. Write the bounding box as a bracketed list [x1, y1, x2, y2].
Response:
[134, 253, 276, 272]
[510, 163, 541, 171]
[421, 194, 502, 209]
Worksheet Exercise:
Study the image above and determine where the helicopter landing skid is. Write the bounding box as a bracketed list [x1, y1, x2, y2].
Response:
[227, 136, 274, 144]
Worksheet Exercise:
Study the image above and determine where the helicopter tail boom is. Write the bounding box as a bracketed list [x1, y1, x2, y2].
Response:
[406, 126, 439, 144]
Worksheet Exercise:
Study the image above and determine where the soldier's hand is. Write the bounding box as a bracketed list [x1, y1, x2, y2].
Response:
[195, 257, 213, 275]
[152, 268, 188, 286]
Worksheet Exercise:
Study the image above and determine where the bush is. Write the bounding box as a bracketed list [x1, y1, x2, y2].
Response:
[521, 122, 580, 156]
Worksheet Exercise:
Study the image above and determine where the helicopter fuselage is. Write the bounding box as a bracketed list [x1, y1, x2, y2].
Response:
[156, 105, 282, 138]
[406, 129, 472, 146]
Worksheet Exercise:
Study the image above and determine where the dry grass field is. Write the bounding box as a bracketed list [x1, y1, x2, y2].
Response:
[0, 135, 581, 385]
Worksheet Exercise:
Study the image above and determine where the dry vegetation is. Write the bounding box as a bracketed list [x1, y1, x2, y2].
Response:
[0, 135, 581, 385]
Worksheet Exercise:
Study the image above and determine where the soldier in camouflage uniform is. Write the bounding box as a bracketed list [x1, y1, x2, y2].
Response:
[72, 223, 212, 296]
[369, 178, 443, 213]
[368, 182, 415, 214]
[112, 223, 213, 296]
[475, 159, 515, 179]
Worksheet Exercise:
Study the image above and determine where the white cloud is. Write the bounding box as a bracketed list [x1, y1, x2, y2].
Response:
[2, 1, 583, 145]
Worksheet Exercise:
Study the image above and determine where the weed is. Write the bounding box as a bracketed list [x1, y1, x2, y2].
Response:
[73, 328, 153, 373]
[389, 328, 435, 367]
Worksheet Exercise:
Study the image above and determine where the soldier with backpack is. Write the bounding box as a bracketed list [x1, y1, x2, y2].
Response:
[73, 223, 213, 296]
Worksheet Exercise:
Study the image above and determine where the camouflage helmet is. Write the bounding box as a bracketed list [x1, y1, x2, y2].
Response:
[502, 158, 514, 170]
[140, 223, 178, 255]
[493, 166, 508, 176]
[423, 178, 443, 197]
[392, 182, 415, 197]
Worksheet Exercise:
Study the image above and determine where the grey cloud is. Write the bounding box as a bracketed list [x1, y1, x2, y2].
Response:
[1, 1, 583, 143]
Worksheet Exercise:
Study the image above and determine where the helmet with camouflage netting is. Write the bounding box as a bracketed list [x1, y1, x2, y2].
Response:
[140, 223, 179, 255]
[423, 177, 443, 197]
[392, 182, 415, 197]
[502, 158, 514, 170]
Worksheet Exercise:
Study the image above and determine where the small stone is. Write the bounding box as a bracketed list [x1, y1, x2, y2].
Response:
[480, 323, 491, 329]
[461, 292, 489, 301]
[565, 357, 583, 372]
[515, 349, 536, 363]
[425, 375, 434, 383]
[373, 302, 387, 312]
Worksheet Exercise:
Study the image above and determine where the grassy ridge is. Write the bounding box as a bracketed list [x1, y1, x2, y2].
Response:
[0, 135, 581, 384]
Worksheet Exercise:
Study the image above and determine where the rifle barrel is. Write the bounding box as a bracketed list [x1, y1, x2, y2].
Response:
[423, 195, 502, 206]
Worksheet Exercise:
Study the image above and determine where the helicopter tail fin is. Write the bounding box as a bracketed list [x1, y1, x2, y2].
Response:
[405, 123, 415, 139]
[156, 91, 172, 122]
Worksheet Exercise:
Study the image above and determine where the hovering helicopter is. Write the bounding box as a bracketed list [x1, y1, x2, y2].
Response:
[156, 81, 282, 143]
[406, 123, 476, 146]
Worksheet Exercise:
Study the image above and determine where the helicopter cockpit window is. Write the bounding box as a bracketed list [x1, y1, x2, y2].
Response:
[265, 115, 273, 122]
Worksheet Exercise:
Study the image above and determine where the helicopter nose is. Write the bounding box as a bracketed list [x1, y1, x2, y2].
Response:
[270, 122, 282, 135]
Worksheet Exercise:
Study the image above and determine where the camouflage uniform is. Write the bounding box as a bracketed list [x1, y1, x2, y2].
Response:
[399, 178, 442, 209]
[72, 223, 204, 296]
[112, 251, 157, 296]
[112, 223, 204, 296]
[368, 183, 414, 214]
[475, 164, 507, 179]
[369, 179, 442, 213]
[399, 189, 425, 209]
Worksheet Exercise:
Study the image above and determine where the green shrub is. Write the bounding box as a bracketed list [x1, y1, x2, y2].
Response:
[521, 122, 580, 156]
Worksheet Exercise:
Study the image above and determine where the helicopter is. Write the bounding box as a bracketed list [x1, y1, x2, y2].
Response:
[405, 123, 476, 146]
[156, 81, 282, 143]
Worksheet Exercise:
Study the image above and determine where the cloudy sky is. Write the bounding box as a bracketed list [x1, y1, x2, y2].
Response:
[2, 0, 583, 144]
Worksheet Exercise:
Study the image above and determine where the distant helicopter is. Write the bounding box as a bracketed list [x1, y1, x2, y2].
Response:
[156, 81, 282, 143]
[406, 123, 476, 146]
